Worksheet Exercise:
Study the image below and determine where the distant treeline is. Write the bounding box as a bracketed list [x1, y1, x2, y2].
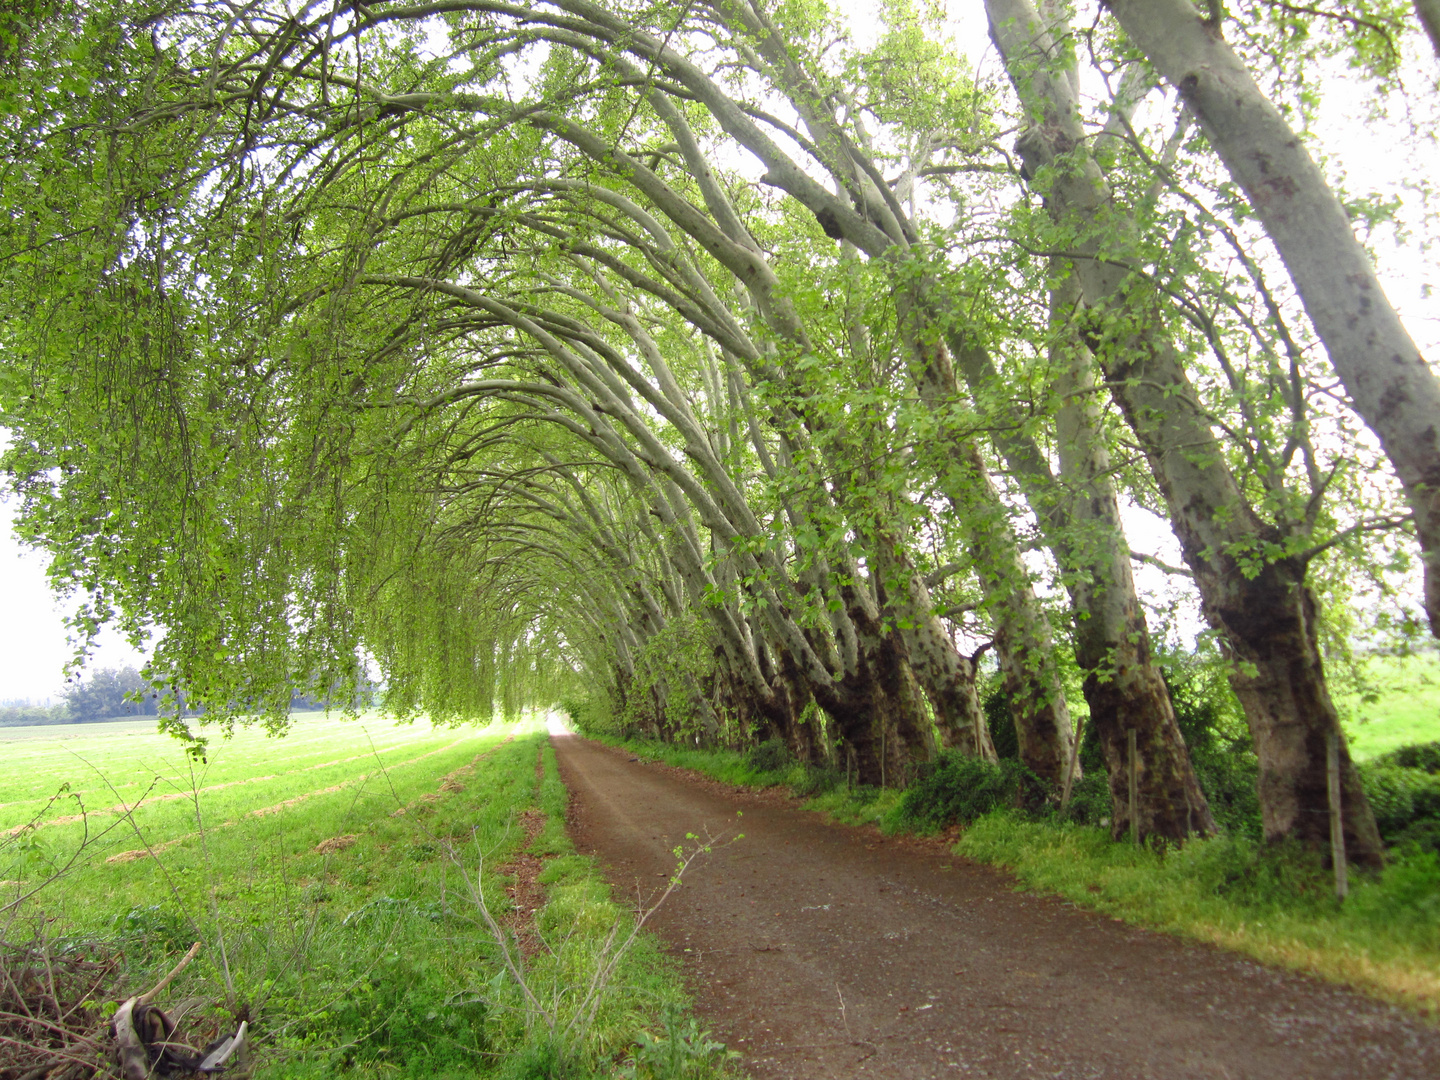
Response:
[0, 667, 369, 726]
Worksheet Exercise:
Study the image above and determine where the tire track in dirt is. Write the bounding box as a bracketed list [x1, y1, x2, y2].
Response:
[553, 732, 1440, 1080]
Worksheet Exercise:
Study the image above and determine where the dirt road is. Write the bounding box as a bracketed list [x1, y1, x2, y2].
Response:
[551, 732, 1440, 1080]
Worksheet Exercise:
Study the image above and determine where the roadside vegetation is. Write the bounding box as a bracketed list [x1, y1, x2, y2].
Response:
[4, 0, 1440, 1057]
[563, 653, 1440, 1019]
[1, 713, 734, 1079]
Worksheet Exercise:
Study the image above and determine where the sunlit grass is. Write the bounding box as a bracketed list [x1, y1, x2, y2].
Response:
[2, 714, 729, 1078]
[1340, 652, 1440, 760]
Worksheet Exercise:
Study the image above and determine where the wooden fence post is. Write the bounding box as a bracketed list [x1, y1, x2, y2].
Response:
[1127, 729, 1139, 845]
[1327, 732, 1348, 901]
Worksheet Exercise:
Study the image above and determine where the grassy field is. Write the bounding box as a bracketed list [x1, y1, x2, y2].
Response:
[1340, 652, 1440, 760]
[1, 713, 733, 1079]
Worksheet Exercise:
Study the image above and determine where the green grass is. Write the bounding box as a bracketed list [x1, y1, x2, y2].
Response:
[2, 713, 735, 1078]
[955, 814, 1440, 1018]
[1340, 652, 1440, 761]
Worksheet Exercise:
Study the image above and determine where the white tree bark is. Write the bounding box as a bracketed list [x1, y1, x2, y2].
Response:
[1104, 0, 1440, 635]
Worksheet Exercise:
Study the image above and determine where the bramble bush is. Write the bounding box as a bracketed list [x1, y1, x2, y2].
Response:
[891, 752, 1045, 832]
[1358, 746, 1440, 854]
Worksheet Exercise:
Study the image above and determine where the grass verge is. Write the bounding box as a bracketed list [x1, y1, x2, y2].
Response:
[2, 715, 737, 1078]
[955, 814, 1440, 1019]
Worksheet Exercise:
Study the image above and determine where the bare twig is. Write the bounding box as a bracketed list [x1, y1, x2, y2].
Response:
[138, 941, 201, 1006]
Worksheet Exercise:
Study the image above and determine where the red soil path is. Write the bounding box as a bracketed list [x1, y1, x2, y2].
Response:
[553, 732, 1440, 1080]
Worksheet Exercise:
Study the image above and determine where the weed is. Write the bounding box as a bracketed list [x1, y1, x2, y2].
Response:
[743, 740, 792, 774]
[789, 765, 844, 798]
[110, 904, 195, 956]
[1343, 847, 1440, 947]
[890, 753, 1043, 832]
[619, 1003, 736, 1079]
[1057, 771, 1109, 826]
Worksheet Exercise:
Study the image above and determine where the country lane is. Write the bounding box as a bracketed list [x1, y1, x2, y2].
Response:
[550, 730, 1440, 1080]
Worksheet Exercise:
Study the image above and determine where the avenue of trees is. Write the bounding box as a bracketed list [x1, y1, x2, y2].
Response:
[1, 0, 1437, 862]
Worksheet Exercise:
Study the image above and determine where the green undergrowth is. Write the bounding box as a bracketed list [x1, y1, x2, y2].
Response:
[587, 730, 1440, 1019]
[956, 814, 1440, 1017]
[3, 716, 737, 1079]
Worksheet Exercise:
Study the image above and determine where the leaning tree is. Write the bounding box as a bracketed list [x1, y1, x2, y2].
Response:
[5, 0, 1433, 858]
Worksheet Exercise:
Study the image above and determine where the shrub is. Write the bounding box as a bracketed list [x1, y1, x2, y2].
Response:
[892, 752, 1045, 832]
[1059, 771, 1110, 826]
[1164, 659, 1262, 837]
[1373, 741, 1440, 774]
[789, 765, 844, 798]
[1359, 761, 1440, 851]
[1391, 819, 1440, 854]
[981, 683, 1019, 762]
[744, 738, 792, 774]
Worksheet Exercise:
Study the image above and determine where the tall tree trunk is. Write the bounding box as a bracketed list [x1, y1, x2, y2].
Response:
[902, 326, 1077, 785]
[987, 0, 1383, 861]
[1212, 560, 1382, 856]
[817, 605, 937, 786]
[1104, 0, 1440, 636]
[1092, 280, 1384, 864]
[874, 531, 998, 761]
[1048, 271, 1216, 840]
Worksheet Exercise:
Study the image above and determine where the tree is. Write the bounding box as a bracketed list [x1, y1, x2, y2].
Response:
[986, 0, 1388, 857]
[1101, 0, 1440, 642]
[62, 666, 157, 721]
[3, 0, 1428, 861]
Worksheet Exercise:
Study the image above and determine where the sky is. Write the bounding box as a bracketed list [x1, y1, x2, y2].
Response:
[0, 489, 148, 702]
[0, 2, 1434, 703]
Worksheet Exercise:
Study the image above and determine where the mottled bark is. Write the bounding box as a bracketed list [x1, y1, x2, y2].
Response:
[1093, 262, 1383, 863]
[1104, 0, 1440, 636]
[1214, 564, 1382, 859]
[988, 0, 1380, 859]
[815, 602, 937, 787]
[874, 532, 998, 761]
[1049, 274, 1215, 840]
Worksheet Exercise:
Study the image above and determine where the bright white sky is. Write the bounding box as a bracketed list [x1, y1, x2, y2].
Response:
[0, 496, 146, 702]
[0, 487, 148, 702]
[0, 2, 1434, 702]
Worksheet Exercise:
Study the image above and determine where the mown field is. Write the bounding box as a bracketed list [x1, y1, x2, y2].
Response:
[0, 713, 728, 1079]
[1341, 652, 1440, 760]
